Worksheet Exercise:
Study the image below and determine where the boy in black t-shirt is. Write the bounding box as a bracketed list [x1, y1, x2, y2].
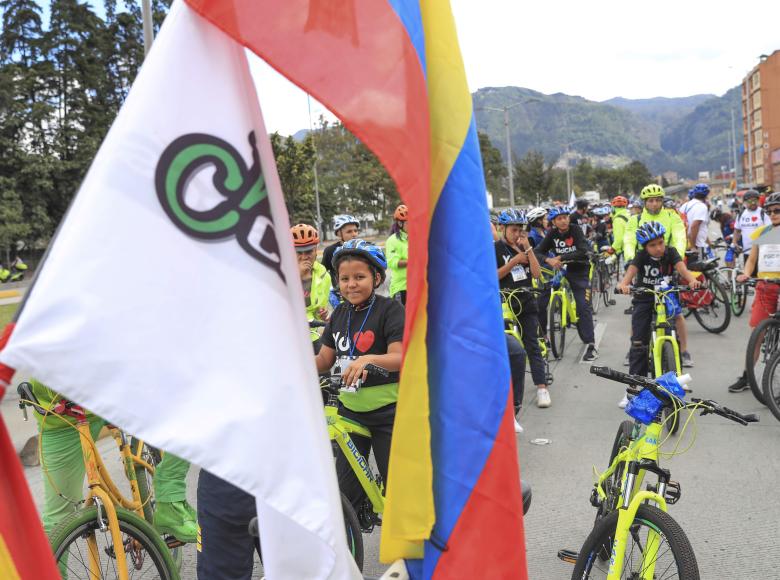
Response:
[314, 239, 403, 514]
[495, 208, 551, 409]
[617, 221, 700, 380]
[535, 206, 598, 361]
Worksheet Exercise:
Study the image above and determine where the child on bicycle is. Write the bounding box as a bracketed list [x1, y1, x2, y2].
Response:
[314, 239, 404, 513]
[495, 208, 551, 409]
[617, 222, 700, 406]
[535, 205, 599, 362]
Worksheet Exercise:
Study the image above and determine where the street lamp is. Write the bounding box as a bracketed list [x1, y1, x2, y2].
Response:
[476, 102, 525, 206]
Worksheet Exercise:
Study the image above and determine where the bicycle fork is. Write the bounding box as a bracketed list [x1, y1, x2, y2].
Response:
[608, 462, 668, 580]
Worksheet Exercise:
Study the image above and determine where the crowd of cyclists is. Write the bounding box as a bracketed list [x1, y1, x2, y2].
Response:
[22, 179, 780, 577]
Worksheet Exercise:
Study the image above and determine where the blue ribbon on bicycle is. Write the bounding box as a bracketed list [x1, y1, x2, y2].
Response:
[659, 284, 683, 318]
[625, 371, 686, 425]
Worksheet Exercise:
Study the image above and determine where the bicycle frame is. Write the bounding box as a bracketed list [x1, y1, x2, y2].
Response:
[324, 405, 385, 515]
[649, 289, 681, 377]
[594, 420, 669, 580]
[501, 293, 550, 359]
[550, 276, 579, 328]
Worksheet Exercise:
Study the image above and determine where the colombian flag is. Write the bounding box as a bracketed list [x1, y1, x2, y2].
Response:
[0, 327, 59, 580]
[182, 0, 527, 576]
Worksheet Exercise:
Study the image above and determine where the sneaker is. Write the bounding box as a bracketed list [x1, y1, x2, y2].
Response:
[728, 374, 749, 393]
[154, 500, 198, 543]
[624, 306, 634, 315]
[681, 351, 693, 368]
[536, 388, 552, 408]
[514, 417, 524, 433]
[583, 344, 599, 362]
[618, 394, 629, 409]
[623, 352, 630, 367]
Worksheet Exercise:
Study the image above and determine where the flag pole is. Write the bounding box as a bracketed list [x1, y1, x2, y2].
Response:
[141, 0, 155, 55]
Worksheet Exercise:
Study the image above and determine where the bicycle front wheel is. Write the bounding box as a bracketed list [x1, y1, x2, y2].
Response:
[50, 505, 178, 580]
[659, 341, 681, 435]
[691, 279, 731, 334]
[591, 270, 602, 315]
[572, 504, 699, 580]
[549, 294, 566, 359]
[762, 350, 780, 423]
[731, 280, 747, 317]
[746, 317, 780, 405]
[341, 494, 364, 571]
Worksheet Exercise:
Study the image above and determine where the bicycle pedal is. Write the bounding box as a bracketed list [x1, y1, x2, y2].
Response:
[546, 373, 554, 385]
[608, 299, 616, 306]
[557, 548, 578, 564]
[665, 480, 682, 505]
[164, 535, 185, 548]
[589, 488, 602, 508]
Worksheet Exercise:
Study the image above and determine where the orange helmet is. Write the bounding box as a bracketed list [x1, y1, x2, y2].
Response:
[290, 223, 319, 249]
[393, 204, 409, 221]
[612, 195, 628, 207]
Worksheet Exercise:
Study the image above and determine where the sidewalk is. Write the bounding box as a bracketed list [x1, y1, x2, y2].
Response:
[2, 375, 37, 462]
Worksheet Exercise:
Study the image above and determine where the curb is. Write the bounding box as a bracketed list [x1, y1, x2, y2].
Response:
[0, 289, 21, 299]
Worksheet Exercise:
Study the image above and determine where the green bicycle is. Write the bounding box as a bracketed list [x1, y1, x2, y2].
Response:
[546, 259, 592, 360]
[569, 366, 758, 579]
[501, 287, 554, 385]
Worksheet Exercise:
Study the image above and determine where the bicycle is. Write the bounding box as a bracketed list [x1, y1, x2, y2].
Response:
[681, 254, 731, 334]
[711, 242, 748, 317]
[743, 278, 780, 405]
[617, 285, 689, 433]
[590, 248, 617, 315]
[568, 366, 758, 579]
[501, 287, 554, 385]
[17, 382, 180, 580]
[546, 261, 588, 360]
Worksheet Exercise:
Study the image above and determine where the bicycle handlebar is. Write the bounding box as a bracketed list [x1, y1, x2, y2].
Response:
[308, 320, 327, 328]
[613, 285, 690, 296]
[321, 363, 391, 394]
[691, 398, 760, 426]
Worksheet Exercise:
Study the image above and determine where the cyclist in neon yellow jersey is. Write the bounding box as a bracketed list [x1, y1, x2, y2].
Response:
[610, 195, 630, 256]
[386, 204, 409, 306]
[28, 380, 196, 543]
[624, 183, 694, 368]
[314, 239, 403, 512]
[292, 223, 331, 349]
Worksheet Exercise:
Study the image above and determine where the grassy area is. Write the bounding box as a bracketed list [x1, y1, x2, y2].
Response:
[0, 303, 18, 327]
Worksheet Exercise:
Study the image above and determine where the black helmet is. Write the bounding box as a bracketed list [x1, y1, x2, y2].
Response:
[575, 199, 590, 210]
[743, 189, 760, 201]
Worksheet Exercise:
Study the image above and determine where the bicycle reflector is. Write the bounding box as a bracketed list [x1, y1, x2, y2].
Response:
[625, 372, 686, 425]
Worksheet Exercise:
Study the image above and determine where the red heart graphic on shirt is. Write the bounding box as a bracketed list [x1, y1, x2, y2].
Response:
[354, 330, 375, 352]
[565, 237, 574, 246]
[752, 216, 758, 222]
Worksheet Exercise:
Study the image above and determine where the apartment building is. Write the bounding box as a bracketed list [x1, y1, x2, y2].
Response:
[742, 50, 780, 191]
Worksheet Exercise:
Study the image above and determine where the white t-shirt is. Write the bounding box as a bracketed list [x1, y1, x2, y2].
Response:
[735, 207, 771, 251]
[684, 199, 709, 248]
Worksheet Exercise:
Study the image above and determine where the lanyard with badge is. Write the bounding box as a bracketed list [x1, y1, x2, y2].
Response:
[334, 297, 375, 392]
[507, 244, 528, 282]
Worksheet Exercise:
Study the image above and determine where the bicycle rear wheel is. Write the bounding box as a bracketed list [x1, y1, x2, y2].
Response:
[746, 317, 780, 405]
[572, 504, 699, 580]
[591, 269, 602, 315]
[341, 494, 364, 571]
[731, 280, 747, 317]
[691, 278, 731, 334]
[761, 350, 780, 423]
[594, 420, 633, 561]
[549, 294, 566, 359]
[50, 505, 178, 579]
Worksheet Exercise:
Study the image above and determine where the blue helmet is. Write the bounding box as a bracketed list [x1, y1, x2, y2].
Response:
[333, 239, 388, 282]
[591, 205, 611, 217]
[636, 221, 666, 245]
[498, 208, 528, 225]
[689, 183, 710, 198]
[547, 205, 571, 220]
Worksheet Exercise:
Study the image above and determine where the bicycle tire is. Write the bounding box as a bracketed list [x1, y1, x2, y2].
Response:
[691, 278, 731, 334]
[572, 504, 699, 580]
[341, 493, 364, 571]
[660, 341, 680, 435]
[549, 294, 566, 359]
[130, 439, 183, 570]
[601, 265, 611, 308]
[591, 269, 602, 315]
[761, 350, 780, 423]
[746, 317, 780, 406]
[594, 420, 633, 561]
[732, 281, 747, 317]
[50, 505, 178, 580]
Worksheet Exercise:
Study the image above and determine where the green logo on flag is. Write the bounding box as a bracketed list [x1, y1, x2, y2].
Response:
[155, 132, 284, 281]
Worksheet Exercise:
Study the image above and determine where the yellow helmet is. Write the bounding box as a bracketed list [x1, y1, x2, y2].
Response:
[640, 184, 665, 199]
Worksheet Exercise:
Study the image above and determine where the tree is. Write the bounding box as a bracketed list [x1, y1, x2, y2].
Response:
[0, 182, 32, 263]
[514, 150, 554, 205]
[620, 160, 654, 196]
[573, 158, 595, 192]
[270, 133, 317, 225]
[478, 131, 507, 206]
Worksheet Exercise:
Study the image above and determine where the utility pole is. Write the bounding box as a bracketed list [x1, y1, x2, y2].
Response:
[307, 95, 323, 234]
[746, 84, 754, 184]
[141, 0, 154, 55]
[504, 108, 515, 206]
[731, 108, 740, 184]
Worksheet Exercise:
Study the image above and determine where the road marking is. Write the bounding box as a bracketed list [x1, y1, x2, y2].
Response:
[579, 321, 607, 364]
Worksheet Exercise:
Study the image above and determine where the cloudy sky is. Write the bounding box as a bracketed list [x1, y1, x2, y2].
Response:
[250, 0, 780, 135]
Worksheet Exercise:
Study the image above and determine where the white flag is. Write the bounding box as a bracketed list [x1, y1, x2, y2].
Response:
[0, 2, 360, 578]
[568, 190, 577, 207]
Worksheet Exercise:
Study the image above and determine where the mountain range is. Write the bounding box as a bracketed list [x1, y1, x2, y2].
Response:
[472, 86, 742, 179]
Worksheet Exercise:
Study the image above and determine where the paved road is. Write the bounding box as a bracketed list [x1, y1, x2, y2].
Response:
[17, 289, 777, 579]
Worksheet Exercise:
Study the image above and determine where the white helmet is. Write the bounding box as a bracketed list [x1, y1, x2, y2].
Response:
[333, 214, 359, 234]
[526, 207, 547, 223]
